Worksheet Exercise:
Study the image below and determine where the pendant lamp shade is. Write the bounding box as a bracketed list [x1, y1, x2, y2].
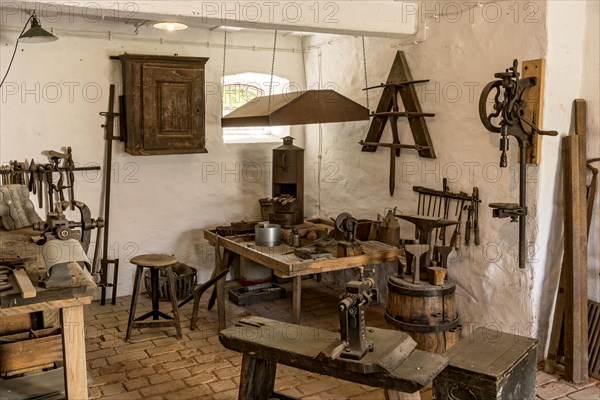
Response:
[19, 15, 58, 43]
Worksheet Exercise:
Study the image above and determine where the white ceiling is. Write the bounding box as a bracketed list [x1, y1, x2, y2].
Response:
[6, 1, 419, 38]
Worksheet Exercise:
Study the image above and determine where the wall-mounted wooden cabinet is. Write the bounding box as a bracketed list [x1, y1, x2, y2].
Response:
[118, 54, 209, 156]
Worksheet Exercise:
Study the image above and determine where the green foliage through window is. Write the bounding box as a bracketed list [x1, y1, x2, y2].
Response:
[222, 83, 264, 115]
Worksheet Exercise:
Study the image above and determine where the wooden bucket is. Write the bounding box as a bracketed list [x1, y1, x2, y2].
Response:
[385, 275, 461, 354]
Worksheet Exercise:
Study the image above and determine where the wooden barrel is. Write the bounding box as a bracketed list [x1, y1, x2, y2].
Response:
[385, 275, 461, 354]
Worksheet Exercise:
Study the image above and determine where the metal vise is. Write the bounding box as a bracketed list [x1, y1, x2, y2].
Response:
[337, 273, 376, 360]
[334, 212, 363, 257]
[33, 200, 103, 253]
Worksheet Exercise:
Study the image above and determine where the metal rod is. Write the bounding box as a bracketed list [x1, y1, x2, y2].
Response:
[518, 145, 527, 269]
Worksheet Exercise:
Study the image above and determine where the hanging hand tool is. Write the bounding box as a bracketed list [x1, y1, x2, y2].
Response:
[464, 204, 473, 246]
[473, 187, 480, 246]
[36, 164, 46, 208]
[450, 200, 466, 251]
[28, 159, 36, 194]
[66, 147, 75, 210]
[45, 164, 55, 210]
[359, 141, 428, 196]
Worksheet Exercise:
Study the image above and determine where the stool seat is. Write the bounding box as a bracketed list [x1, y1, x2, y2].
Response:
[130, 254, 177, 268]
[125, 253, 182, 342]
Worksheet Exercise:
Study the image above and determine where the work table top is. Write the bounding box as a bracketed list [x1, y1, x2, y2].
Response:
[0, 227, 96, 312]
[204, 220, 404, 278]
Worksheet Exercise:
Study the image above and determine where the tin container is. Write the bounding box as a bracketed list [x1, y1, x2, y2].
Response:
[254, 223, 281, 247]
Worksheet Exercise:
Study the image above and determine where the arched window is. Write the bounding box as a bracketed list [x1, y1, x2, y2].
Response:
[222, 72, 291, 143]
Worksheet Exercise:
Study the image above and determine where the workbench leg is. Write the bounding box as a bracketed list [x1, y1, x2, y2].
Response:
[292, 276, 302, 324]
[238, 353, 276, 400]
[61, 305, 88, 400]
[385, 389, 421, 400]
[216, 247, 228, 331]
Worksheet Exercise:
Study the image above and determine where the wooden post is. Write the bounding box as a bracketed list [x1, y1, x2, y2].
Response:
[574, 99, 589, 381]
[61, 305, 88, 399]
[292, 276, 302, 324]
[215, 238, 226, 331]
[238, 353, 276, 400]
[561, 135, 588, 383]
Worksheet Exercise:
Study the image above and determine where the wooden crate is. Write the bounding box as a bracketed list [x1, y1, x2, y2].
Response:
[433, 328, 537, 399]
[0, 327, 62, 376]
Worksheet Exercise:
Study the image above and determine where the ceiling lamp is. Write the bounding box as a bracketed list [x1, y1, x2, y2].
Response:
[153, 22, 188, 31]
[18, 13, 58, 43]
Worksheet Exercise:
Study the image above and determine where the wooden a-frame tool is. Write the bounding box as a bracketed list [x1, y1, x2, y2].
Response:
[361, 51, 436, 196]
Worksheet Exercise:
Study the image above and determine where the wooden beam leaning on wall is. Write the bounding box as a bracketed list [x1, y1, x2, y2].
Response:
[558, 100, 589, 383]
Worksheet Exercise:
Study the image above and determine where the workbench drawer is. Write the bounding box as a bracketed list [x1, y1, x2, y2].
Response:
[0, 327, 62, 376]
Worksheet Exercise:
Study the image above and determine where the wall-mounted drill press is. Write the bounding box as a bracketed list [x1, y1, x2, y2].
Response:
[479, 59, 557, 268]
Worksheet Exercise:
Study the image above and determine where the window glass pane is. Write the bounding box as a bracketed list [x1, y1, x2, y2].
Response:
[222, 72, 291, 143]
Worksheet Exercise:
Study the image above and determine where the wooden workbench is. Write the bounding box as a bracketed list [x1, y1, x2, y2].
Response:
[1, 228, 96, 399]
[204, 223, 403, 329]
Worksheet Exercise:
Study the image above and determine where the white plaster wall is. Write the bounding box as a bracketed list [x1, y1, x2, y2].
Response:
[303, 2, 549, 339]
[535, 0, 591, 356]
[0, 11, 306, 296]
[580, 0, 600, 302]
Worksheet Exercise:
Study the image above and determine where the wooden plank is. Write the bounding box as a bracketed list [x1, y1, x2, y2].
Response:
[522, 59, 546, 164]
[0, 328, 62, 374]
[361, 51, 436, 159]
[12, 269, 36, 298]
[220, 317, 447, 393]
[239, 354, 276, 400]
[574, 100, 589, 382]
[61, 305, 88, 400]
[561, 135, 588, 383]
[0, 297, 92, 318]
[396, 52, 436, 159]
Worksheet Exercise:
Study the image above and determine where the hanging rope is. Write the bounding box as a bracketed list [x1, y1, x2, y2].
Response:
[221, 28, 228, 118]
[361, 36, 370, 110]
[268, 30, 278, 113]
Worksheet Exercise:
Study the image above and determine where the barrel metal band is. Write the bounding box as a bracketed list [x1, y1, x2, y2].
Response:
[387, 279, 456, 297]
[385, 311, 460, 333]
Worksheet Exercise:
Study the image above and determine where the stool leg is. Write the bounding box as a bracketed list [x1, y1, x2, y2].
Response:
[126, 266, 144, 342]
[150, 268, 160, 320]
[166, 266, 182, 339]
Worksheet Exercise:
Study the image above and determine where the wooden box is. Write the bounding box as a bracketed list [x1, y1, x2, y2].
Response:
[118, 54, 209, 156]
[433, 327, 537, 400]
[0, 327, 62, 376]
[228, 284, 286, 306]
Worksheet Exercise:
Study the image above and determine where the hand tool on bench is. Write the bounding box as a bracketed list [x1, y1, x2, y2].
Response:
[359, 141, 429, 196]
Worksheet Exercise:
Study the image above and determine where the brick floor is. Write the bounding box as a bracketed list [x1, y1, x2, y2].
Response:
[84, 279, 600, 399]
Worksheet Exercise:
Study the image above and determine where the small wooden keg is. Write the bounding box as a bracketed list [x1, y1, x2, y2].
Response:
[385, 275, 461, 354]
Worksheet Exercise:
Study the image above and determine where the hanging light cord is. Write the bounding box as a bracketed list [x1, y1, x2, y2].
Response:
[0, 15, 33, 89]
[268, 30, 278, 113]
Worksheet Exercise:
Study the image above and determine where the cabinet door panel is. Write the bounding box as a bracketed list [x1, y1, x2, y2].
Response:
[142, 66, 205, 151]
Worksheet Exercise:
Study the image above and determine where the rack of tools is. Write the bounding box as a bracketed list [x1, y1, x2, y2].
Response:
[0, 152, 100, 211]
[412, 179, 481, 254]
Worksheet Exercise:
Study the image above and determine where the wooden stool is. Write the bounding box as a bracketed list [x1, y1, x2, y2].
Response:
[125, 254, 182, 342]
